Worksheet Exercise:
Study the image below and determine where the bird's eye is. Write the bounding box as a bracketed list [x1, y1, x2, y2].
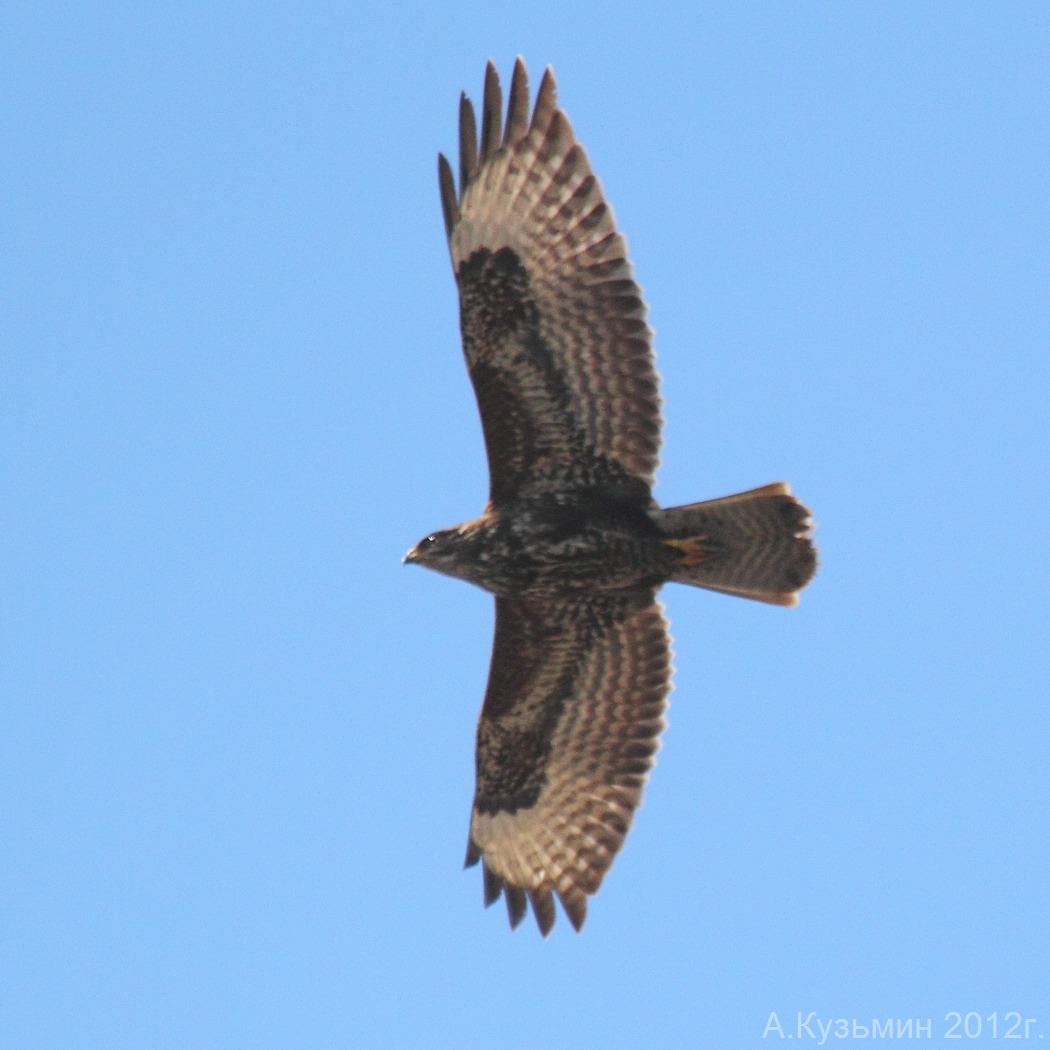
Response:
[420, 534, 438, 548]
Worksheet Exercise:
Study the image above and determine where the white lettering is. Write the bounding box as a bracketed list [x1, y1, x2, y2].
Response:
[799, 1012, 817, 1039]
[763, 1012, 785, 1038]
[872, 1018, 893, 1038]
[853, 1020, 870, 1037]
[915, 1018, 932, 1038]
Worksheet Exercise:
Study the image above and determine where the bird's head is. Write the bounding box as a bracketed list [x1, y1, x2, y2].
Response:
[403, 518, 501, 589]
[403, 527, 464, 573]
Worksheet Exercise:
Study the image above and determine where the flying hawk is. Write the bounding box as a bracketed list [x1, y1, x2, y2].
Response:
[405, 59, 816, 936]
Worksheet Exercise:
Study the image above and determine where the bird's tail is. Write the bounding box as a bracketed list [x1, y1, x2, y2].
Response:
[653, 482, 816, 606]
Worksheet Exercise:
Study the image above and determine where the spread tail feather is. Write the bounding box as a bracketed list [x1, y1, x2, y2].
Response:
[654, 482, 816, 606]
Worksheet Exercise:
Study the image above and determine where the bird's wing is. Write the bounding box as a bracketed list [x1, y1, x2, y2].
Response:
[465, 591, 671, 935]
[439, 59, 662, 508]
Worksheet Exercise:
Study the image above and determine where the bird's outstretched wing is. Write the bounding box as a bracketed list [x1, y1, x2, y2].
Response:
[465, 591, 671, 935]
[439, 59, 662, 508]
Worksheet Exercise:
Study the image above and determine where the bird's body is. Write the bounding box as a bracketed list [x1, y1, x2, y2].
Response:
[405, 59, 816, 935]
[413, 491, 665, 597]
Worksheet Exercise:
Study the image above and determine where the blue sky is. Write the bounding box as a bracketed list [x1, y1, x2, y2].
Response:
[4, 3, 1049, 1047]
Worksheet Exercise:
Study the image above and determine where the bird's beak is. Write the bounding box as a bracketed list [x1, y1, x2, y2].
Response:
[402, 545, 419, 565]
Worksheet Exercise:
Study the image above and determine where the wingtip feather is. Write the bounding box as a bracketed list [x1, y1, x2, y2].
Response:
[437, 153, 459, 239]
[559, 890, 588, 933]
[531, 66, 558, 134]
[505, 57, 530, 146]
[482, 861, 503, 907]
[480, 60, 502, 162]
[504, 885, 527, 929]
[529, 889, 557, 937]
[458, 92, 478, 195]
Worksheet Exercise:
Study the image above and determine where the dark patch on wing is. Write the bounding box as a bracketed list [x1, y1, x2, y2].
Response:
[457, 246, 578, 504]
[458, 246, 652, 507]
[472, 599, 575, 813]
[473, 663, 576, 814]
[467, 360, 541, 506]
[472, 592, 653, 817]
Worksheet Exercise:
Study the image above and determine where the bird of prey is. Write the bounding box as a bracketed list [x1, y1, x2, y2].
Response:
[404, 58, 816, 936]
